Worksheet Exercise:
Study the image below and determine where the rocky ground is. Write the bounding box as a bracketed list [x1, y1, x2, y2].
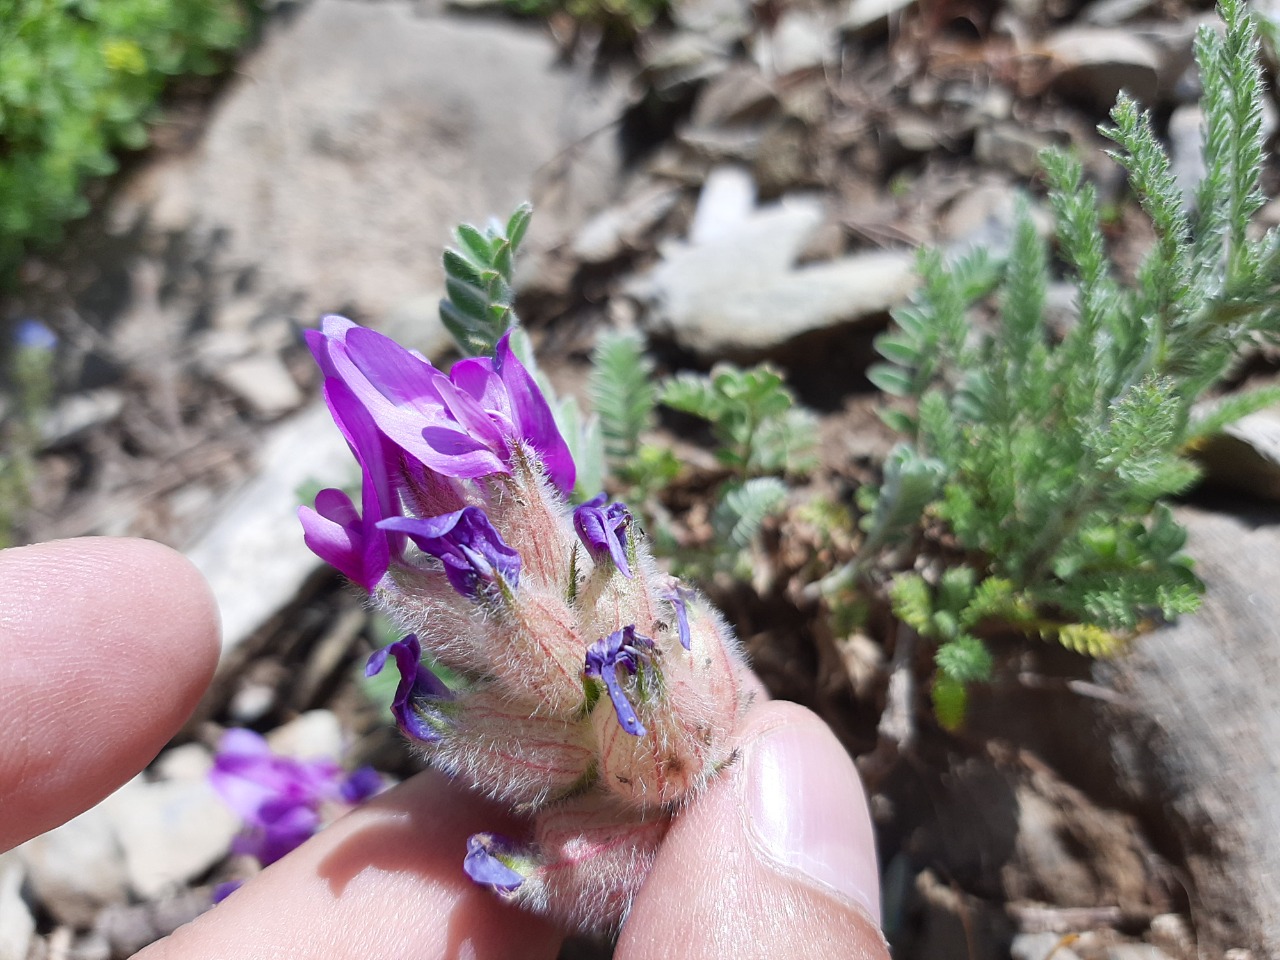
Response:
[4, 0, 1280, 957]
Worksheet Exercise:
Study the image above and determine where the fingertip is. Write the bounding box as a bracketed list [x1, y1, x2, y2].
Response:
[617, 700, 887, 960]
[0, 537, 221, 850]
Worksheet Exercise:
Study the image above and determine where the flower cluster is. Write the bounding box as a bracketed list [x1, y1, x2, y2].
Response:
[301, 316, 751, 931]
[209, 728, 383, 898]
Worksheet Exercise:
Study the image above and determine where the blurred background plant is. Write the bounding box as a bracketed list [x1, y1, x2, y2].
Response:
[0, 319, 56, 548]
[0, 0, 251, 281]
[438, 208, 817, 580]
[501, 0, 667, 42]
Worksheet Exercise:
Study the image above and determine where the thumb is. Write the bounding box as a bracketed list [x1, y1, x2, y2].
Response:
[616, 701, 888, 960]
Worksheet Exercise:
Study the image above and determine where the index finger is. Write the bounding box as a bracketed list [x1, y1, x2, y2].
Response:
[0, 537, 220, 851]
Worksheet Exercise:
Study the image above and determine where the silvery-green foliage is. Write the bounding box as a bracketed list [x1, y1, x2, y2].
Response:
[589, 330, 658, 470]
[438, 206, 606, 502]
[439, 205, 531, 357]
[862, 0, 1280, 725]
[661, 364, 817, 478]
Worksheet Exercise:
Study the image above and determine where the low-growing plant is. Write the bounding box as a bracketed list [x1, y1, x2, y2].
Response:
[854, 0, 1280, 726]
[0, 0, 250, 277]
[501, 0, 667, 39]
[0, 320, 57, 547]
[437, 208, 816, 573]
[587, 328, 817, 577]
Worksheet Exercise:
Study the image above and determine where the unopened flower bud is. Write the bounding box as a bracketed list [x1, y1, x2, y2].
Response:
[365, 634, 451, 743]
[574, 494, 633, 578]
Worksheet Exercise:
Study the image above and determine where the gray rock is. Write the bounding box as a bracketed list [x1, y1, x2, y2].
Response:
[940, 182, 1021, 256]
[1008, 936, 1080, 960]
[642, 33, 730, 92]
[110, 0, 625, 327]
[571, 184, 682, 264]
[1045, 27, 1160, 109]
[38, 390, 126, 448]
[1128, 17, 1211, 103]
[1194, 406, 1280, 501]
[0, 856, 33, 960]
[266, 709, 345, 760]
[886, 114, 944, 155]
[211, 353, 305, 419]
[974, 123, 1055, 179]
[16, 804, 127, 927]
[185, 401, 354, 656]
[153, 743, 215, 783]
[1105, 945, 1176, 960]
[103, 778, 239, 900]
[678, 125, 767, 165]
[632, 167, 915, 355]
[756, 9, 833, 77]
[671, 0, 754, 49]
[840, 0, 915, 39]
[1012, 932, 1083, 960]
[1082, 0, 1160, 26]
[380, 290, 453, 360]
[692, 63, 779, 128]
[93, 889, 210, 958]
[1148, 913, 1194, 957]
[1097, 506, 1280, 954]
[1167, 104, 1205, 214]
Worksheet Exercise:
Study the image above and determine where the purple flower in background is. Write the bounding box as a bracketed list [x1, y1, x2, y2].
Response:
[210, 729, 383, 868]
[463, 833, 526, 894]
[306, 316, 574, 494]
[584, 626, 655, 738]
[573, 494, 633, 578]
[14, 319, 56, 351]
[380, 507, 521, 599]
[366, 633, 452, 743]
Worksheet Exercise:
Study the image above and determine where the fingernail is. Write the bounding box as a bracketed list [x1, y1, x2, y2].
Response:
[744, 723, 881, 919]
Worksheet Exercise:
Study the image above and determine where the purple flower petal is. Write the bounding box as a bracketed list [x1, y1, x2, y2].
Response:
[308, 319, 566, 484]
[299, 490, 365, 587]
[664, 585, 694, 651]
[463, 833, 527, 894]
[573, 494, 633, 578]
[211, 880, 243, 903]
[339, 766, 385, 804]
[379, 507, 521, 599]
[495, 332, 575, 495]
[15, 319, 56, 351]
[210, 728, 373, 870]
[584, 626, 655, 737]
[365, 633, 451, 743]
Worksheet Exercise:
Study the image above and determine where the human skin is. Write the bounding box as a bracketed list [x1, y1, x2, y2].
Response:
[0, 537, 888, 960]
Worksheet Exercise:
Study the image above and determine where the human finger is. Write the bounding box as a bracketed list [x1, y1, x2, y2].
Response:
[135, 769, 563, 960]
[0, 537, 220, 851]
[616, 700, 888, 960]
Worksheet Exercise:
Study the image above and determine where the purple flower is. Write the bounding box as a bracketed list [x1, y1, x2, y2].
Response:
[210, 729, 384, 867]
[366, 633, 452, 743]
[380, 507, 521, 599]
[573, 494, 633, 578]
[584, 626, 655, 738]
[463, 833, 527, 894]
[664, 585, 694, 651]
[298, 378, 408, 590]
[306, 316, 575, 495]
[14, 319, 56, 351]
